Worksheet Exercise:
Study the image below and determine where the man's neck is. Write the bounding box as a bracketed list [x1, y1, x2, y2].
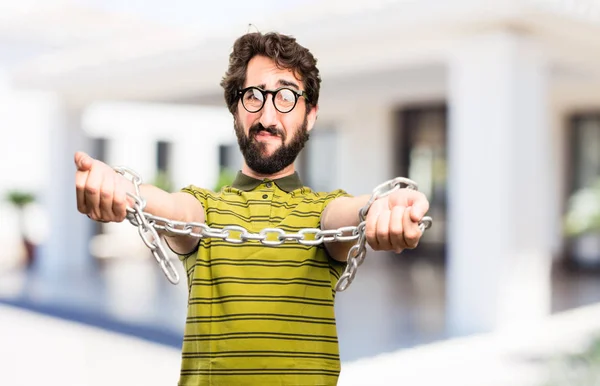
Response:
[241, 163, 296, 180]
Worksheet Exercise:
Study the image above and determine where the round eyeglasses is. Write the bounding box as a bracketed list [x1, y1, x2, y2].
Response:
[238, 87, 309, 114]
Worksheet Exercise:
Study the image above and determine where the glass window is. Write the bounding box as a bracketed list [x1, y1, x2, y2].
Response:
[395, 106, 447, 254]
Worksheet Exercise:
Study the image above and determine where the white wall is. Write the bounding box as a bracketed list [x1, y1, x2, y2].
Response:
[0, 75, 57, 269]
[83, 101, 236, 192]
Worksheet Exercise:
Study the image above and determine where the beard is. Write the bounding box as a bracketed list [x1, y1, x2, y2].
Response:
[234, 117, 310, 175]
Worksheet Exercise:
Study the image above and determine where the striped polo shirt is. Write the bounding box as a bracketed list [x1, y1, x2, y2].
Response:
[178, 171, 350, 386]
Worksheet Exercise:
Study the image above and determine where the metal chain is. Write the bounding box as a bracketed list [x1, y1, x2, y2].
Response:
[335, 177, 433, 291]
[114, 167, 432, 291]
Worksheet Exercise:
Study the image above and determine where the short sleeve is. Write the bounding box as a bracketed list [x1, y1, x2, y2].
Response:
[317, 189, 354, 285]
[320, 189, 353, 210]
[173, 185, 210, 261]
[180, 184, 209, 212]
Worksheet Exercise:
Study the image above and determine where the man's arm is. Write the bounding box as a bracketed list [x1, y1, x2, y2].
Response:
[321, 195, 369, 262]
[74, 151, 204, 255]
[321, 190, 429, 262]
[137, 185, 205, 255]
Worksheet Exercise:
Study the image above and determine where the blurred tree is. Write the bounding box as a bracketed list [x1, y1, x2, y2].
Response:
[214, 168, 237, 192]
[6, 190, 36, 268]
[152, 170, 174, 192]
[564, 178, 600, 236]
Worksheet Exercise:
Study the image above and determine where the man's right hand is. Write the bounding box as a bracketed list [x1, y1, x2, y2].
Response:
[74, 151, 134, 223]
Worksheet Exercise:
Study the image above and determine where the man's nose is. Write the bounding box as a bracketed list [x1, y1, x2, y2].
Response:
[259, 96, 279, 128]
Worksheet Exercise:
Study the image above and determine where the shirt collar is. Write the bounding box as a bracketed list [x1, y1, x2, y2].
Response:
[231, 171, 303, 193]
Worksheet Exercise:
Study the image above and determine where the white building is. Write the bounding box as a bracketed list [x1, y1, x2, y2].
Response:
[2, 0, 600, 339]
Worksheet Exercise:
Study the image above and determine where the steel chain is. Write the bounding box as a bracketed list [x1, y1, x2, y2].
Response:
[114, 167, 432, 291]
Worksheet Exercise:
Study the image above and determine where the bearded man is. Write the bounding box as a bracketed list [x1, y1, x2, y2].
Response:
[74, 31, 430, 386]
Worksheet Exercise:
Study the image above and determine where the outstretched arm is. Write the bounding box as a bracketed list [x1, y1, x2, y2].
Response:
[74, 151, 204, 255]
[321, 190, 430, 262]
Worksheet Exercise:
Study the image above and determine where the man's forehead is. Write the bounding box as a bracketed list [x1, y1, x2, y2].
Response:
[245, 56, 303, 88]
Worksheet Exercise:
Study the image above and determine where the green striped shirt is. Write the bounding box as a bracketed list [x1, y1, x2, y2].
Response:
[178, 172, 350, 386]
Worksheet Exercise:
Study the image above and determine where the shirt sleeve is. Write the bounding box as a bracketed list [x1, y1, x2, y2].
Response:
[171, 185, 209, 261]
[318, 189, 354, 283]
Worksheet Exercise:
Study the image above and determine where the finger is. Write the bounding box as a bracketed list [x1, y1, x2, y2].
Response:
[75, 169, 89, 214]
[365, 208, 381, 251]
[112, 174, 128, 221]
[375, 210, 392, 251]
[408, 191, 430, 222]
[74, 151, 93, 172]
[402, 206, 422, 249]
[389, 205, 405, 253]
[85, 161, 103, 219]
[99, 172, 115, 221]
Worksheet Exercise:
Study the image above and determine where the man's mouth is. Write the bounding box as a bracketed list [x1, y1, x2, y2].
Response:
[255, 131, 278, 138]
[253, 127, 283, 140]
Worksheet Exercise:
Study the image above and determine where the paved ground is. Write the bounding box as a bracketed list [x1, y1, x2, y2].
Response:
[3, 301, 600, 386]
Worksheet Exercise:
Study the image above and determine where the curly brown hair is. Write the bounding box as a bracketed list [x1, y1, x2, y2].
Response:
[220, 32, 321, 115]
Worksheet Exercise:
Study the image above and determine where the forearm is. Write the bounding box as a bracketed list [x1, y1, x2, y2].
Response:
[321, 195, 370, 262]
[138, 184, 205, 254]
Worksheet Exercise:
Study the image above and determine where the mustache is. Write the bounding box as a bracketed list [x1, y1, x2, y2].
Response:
[249, 124, 285, 140]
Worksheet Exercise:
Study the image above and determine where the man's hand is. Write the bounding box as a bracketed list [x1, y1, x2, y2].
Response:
[74, 151, 134, 223]
[365, 189, 430, 253]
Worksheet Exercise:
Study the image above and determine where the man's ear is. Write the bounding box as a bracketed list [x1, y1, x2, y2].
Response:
[306, 105, 319, 132]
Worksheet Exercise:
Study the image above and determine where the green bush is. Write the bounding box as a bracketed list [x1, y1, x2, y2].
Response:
[542, 336, 600, 386]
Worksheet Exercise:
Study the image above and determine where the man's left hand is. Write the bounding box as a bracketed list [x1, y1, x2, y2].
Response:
[365, 189, 430, 253]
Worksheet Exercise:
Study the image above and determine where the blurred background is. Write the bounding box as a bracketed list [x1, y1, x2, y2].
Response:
[2, 0, 600, 385]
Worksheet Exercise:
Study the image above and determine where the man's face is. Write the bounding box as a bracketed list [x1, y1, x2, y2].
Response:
[234, 55, 317, 175]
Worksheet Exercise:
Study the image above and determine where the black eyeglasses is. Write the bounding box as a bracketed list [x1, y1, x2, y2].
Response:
[237, 86, 309, 114]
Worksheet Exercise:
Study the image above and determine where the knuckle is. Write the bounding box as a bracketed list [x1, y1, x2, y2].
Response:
[100, 189, 112, 200]
[390, 222, 403, 235]
[113, 195, 125, 207]
[85, 185, 98, 195]
[408, 229, 422, 242]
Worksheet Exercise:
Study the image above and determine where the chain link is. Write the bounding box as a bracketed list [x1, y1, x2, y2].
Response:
[114, 167, 432, 290]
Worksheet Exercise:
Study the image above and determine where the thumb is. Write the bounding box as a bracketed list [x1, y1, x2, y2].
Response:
[404, 190, 429, 222]
[74, 151, 93, 171]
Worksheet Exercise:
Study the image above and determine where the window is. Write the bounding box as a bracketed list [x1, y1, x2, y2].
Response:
[155, 140, 173, 192]
[395, 105, 447, 257]
[157, 140, 171, 173]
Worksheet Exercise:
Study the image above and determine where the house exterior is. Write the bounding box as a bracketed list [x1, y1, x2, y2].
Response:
[2, 0, 600, 340]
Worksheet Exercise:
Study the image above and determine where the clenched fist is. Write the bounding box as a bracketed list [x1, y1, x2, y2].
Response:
[365, 189, 430, 253]
[74, 151, 134, 223]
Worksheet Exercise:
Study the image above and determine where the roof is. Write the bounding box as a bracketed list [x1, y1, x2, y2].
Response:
[3, 0, 600, 103]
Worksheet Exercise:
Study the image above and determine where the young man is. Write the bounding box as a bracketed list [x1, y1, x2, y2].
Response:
[75, 32, 430, 385]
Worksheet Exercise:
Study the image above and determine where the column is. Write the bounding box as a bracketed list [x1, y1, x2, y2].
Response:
[171, 134, 220, 192]
[105, 135, 157, 186]
[37, 107, 96, 278]
[446, 31, 553, 335]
